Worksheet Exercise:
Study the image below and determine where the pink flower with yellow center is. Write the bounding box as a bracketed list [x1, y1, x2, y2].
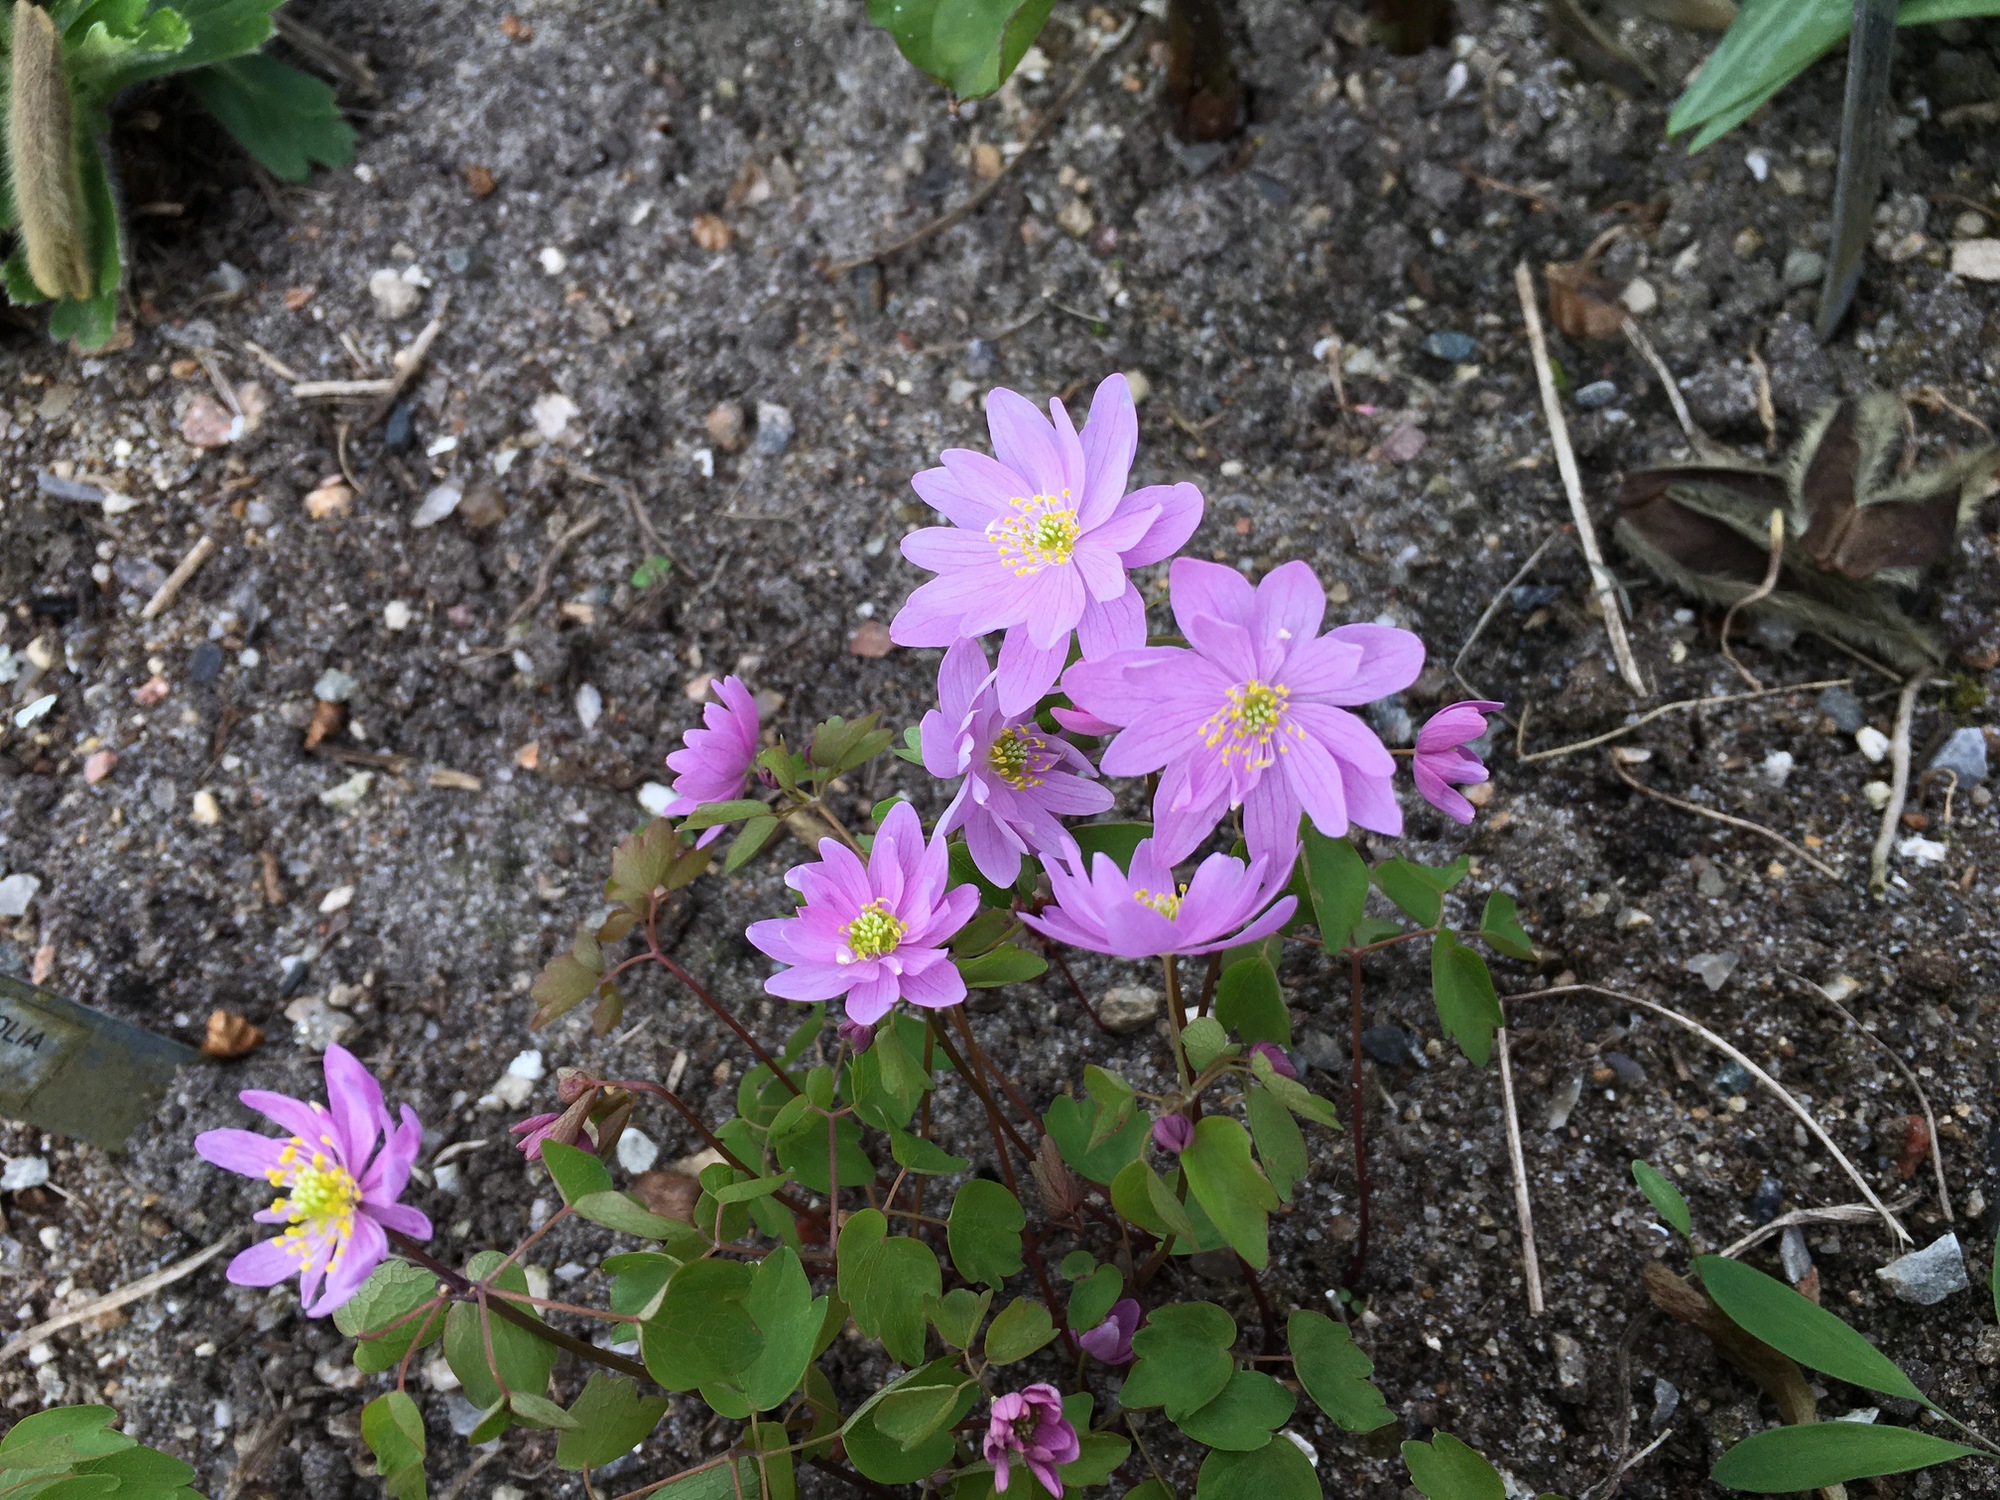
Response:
[1021, 836, 1296, 959]
[195, 1044, 431, 1317]
[890, 374, 1203, 713]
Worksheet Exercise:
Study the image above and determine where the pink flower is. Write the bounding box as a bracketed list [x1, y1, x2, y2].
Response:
[663, 675, 761, 846]
[745, 801, 981, 1026]
[891, 375, 1204, 713]
[920, 638, 1114, 886]
[1077, 1298, 1141, 1365]
[509, 1112, 564, 1161]
[837, 1018, 877, 1053]
[1412, 700, 1502, 824]
[984, 1383, 1081, 1497]
[1063, 559, 1424, 866]
[1020, 837, 1295, 959]
[195, 1043, 432, 1317]
[1151, 1114, 1194, 1154]
[1247, 1041, 1298, 1080]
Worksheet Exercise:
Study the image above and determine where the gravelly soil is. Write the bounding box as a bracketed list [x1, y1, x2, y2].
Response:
[3, 0, 2000, 1495]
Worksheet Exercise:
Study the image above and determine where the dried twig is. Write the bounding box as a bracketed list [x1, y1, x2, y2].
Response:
[1519, 678, 1852, 763]
[1585, 1428, 1675, 1500]
[293, 377, 395, 399]
[1510, 984, 1911, 1245]
[0, 1234, 239, 1361]
[1718, 508, 1785, 690]
[273, 11, 381, 96]
[507, 510, 603, 626]
[238, 339, 303, 383]
[1716, 1198, 1916, 1262]
[1607, 754, 1840, 878]
[139, 536, 215, 620]
[1621, 316, 1695, 441]
[363, 300, 449, 429]
[1515, 261, 1646, 697]
[1869, 673, 1925, 894]
[1450, 527, 1564, 703]
[1495, 1028, 1544, 1316]
[826, 20, 1137, 276]
[1789, 973, 1950, 1218]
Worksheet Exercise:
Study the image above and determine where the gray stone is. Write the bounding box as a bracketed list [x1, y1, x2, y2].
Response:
[1930, 727, 1987, 785]
[1650, 1378, 1679, 1431]
[313, 668, 359, 703]
[0, 874, 40, 918]
[754, 402, 795, 456]
[1574, 380, 1618, 409]
[1746, 1176, 1784, 1224]
[1603, 1052, 1646, 1087]
[0, 1156, 47, 1192]
[1421, 331, 1476, 363]
[1366, 697, 1413, 745]
[189, 642, 224, 683]
[1361, 1025, 1423, 1069]
[1780, 1225, 1812, 1284]
[1818, 684, 1866, 733]
[1098, 984, 1161, 1035]
[1697, 864, 1728, 898]
[1545, 1073, 1582, 1129]
[1551, 1332, 1588, 1391]
[1876, 1234, 1970, 1305]
[112, 555, 167, 596]
[1713, 1059, 1752, 1098]
[369, 268, 420, 320]
[1686, 952, 1739, 991]
[1293, 1029, 1343, 1074]
[1782, 248, 1827, 290]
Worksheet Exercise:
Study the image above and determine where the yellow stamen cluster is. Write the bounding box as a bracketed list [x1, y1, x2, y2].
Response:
[987, 726, 1053, 789]
[1132, 884, 1187, 920]
[843, 898, 906, 962]
[1201, 680, 1303, 771]
[262, 1135, 360, 1272]
[988, 491, 1080, 577]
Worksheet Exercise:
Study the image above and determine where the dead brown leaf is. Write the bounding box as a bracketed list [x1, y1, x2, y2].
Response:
[1545, 259, 1625, 339]
[303, 698, 345, 749]
[202, 1009, 265, 1059]
[632, 1171, 701, 1223]
[691, 214, 734, 253]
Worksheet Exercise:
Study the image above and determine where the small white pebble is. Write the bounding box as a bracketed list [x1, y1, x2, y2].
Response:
[616, 1127, 660, 1175]
[1856, 726, 1891, 762]
[318, 885, 355, 915]
[1863, 780, 1892, 809]
[1744, 148, 1770, 182]
[538, 246, 568, 276]
[383, 600, 413, 631]
[36, 1227, 60, 1252]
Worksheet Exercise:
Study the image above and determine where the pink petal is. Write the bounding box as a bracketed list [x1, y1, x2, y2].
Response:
[996, 627, 1071, 715]
[900, 957, 967, 1010]
[226, 1237, 303, 1289]
[1340, 761, 1404, 836]
[1415, 701, 1503, 752]
[913, 463, 1006, 531]
[239, 1090, 332, 1152]
[305, 1213, 386, 1316]
[845, 973, 902, 1026]
[1072, 541, 1128, 603]
[1253, 562, 1327, 663]
[1026, 564, 1085, 648]
[1290, 703, 1395, 778]
[986, 388, 1068, 500]
[1075, 585, 1146, 661]
[1048, 393, 1088, 500]
[1318, 625, 1425, 704]
[195, 1128, 289, 1180]
[938, 638, 994, 723]
[322, 1043, 386, 1175]
[1119, 483, 1204, 568]
[1414, 758, 1477, 824]
[1282, 729, 1350, 838]
[766, 963, 855, 1002]
[1275, 633, 1364, 697]
[1075, 374, 1138, 529]
[1169, 558, 1256, 642]
[1241, 773, 1303, 867]
[903, 526, 1001, 575]
[365, 1200, 433, 1240]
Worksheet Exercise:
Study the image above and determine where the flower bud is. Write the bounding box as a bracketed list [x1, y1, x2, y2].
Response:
[1151, 1113, 1194, 1153]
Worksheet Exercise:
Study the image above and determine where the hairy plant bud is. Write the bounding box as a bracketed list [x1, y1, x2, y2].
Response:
[555, 1066, 596, 1104]
[7, 0, 94, 301]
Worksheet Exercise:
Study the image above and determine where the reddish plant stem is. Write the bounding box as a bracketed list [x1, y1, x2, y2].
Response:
[1050, 949, 1117, 1036]
[950, 1007, 1044, 1136]
[643, 906, 801, 1096]
[1195, 952, 1221, 1019]
[1342, 946, 1372, 1289]
[931, 1016, 1038, 1168]
[1023, 1225, 1083, 1364]
[590, 1076, 818, 1222]
[1233, 1252, 1279, 1355]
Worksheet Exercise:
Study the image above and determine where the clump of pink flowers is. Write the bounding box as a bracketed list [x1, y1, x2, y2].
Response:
[984, 1383, 1080, 1496]
[194, 1044, 431, 1317]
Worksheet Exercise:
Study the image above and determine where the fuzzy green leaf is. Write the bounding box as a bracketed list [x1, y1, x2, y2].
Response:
[184, 54, 353, 181]
[334, 1259, 447, 1374]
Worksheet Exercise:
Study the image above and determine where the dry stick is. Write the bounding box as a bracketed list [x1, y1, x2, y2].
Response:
[1717, 509, 1785, 691]
[0, 1233, 240, 1361]
[1519, 678, 1852, 763]
[1495, 1028, 1545, 1316]
[362, 299, 449, 429]
[1515, 260, 1647, 698]
[1790, 973, 1951, 1219]
[1869, 672, 1926, 894]
[1450, 527, 1565, 704]
[1621, 316, 1696, 441]
[825, 21, 1135, 276]
[1588, 1306, 1657, 1500]
[139, 535, 216, 620]
[1607, 754, 1840, 879]
[507, 509, 603, 626]
[1509, 984, 1912, 1245]
[1716, 1199, 1914, 1262]
[1586, 1428, 1675, 1500]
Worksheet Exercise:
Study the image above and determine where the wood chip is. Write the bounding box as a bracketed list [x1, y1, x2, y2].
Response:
[427, 769, 483, 791]
[139, 537, 215, 620]
[303, 699, 345, 748]
[202, 1009, 264, 1059]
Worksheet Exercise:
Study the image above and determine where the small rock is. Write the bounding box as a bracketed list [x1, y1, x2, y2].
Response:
[637, 783, 674, 817]
[848, 621, 893, 658]
[1712, 1059, 1752, 1096]
[180, 395, 239, 448]
[433, 1163, 463, 1196]
[1056, 198, 1095, 238]
[1897, 835, 1948, 865]
[1949, 239, 2000, 280]
[1930, 727, 1987, 784]
[284, 993, 355, 1051]
[704, 402, 746, 451]
[1760, 750, 1794, 787]
[382, 400, 416, 453]
[0, 876, 40, 924]
[1782, 247, 1827, 290]
[1744, 147, 1770, 182]
[1620, 277, 1658, 316]
[1855, 726, 1891, 762]
[507, 1050, 545, 1081]
[83, 750, 117, 784]
[1697, 864, 1727, 897]
[1780, 1225, 1813, 1284]
[411, 479, 463, 529]
[1367, 698, 1414, 745]
[946, 378, 977, 407]
[616, 1127, 660, 1175]
[368, 268, 421, 319]
[754, 402, 795, 456]
[1510, 584, 1563, 612]
[304, 478, 353, 519]
[1876, 1234, 1970, 1305]
[1098, 984, 1162, 1035]
[1292, 1029, 1342, 1074]
[384, 600, 413, 632]
[1361, 1025, 1422, 1068]
[0, 1157, 48, 1192]
[1818, 684, 1866, 733]
[531, 392, 579, 442]
[1863, 780, 1893, 809]
[459, 486, 507, 528]
[1687, 952, 1739, 991]
[576, 683, 603, 732]
[1421, 330, 1476, 362]
[538, 246, 568, 276]
[1374, 423, 1426, 464]
[1650, 1378, 1679, 1432]
[1732, 226, 1764, 258]
[1574, 380, 1618, 409]
[1603, 1052, 1646, 1087]
[1975, 1327, 2000, 1367]
[319, 771, 374, 811]
[189, 642, 225, 683]
[1746, 1176, 1784, 1224]
[190, 790, 221, 826]
[1545, 1073, 1583, 1129]
[1551, 1332, 1588, 1391]
[319, 885, 355, 915]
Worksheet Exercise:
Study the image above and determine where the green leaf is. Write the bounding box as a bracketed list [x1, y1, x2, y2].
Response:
[722, 814, 781, 875]
[1430, 930, 1502, 1067]
[539, 1138, 613, 1205]
[1195, 1434, 1321, 1500]
[71, 1439, 203, 1492]
[1350, 916, 1404, 946]
[443, 1254, 559, 1413]
[842, 1358, 981, 1482]
[1250, 1050, 1339, 1129]
[738, 1247, 822, 1411]
[1288, 1311, 1395, 1432]
[1083, 1066, 1137, 1151]
[1181, 1015, 1229, 1072]
[949, 840, 1017, 908]
[983, 1297, 1057, 1364]
[606, 1251, 682, 1336]
[334, 1259, 447, 1374]
[650, 1457, 768, 1500]
[630, 555, 674, 589]
[1302, 830, 1370, 951]
[1631, 1160, 1692, 1239]
[1402, 1433, 1505, 1500]
[928, 1286, 993, 1349]
[958, 942, 1048, 988]
[839, 1209, 942, 1367]
[0, 1405, 133, 1467]
[529, 951, 602, 1028]
[606, 819, 710, 904]
[1246, 1085, 1307, 1202]
[1045, 1092, 1149, 1184]
[680, 798, 773, 831]
[712, 1172, 793, 1206]
[1109, 1157, 1200, 1246]
[184, 54, 353, 182]
[1176, 1370, 1297, 1451]
[1709, 1422, 1977, 1491]
[573, 1190, 703, 1244]
[510, 1389, 582, 1430]
[1181, 1116, 1279, 1269]
[1694, 1255, 1924, 1401]
[948, 1179, 1026, 1286]
[1071, 821, 1152, 872]
[1372, 858, 1467, 927]
[774, 1111, 875, 1194]
[1665, 0, 1846, 147]
[642, 1259, 765, 1390]
[809, 713, 894, 773]
[1477, 891, 1535, 960]
[1067, 1263, 1124, 1333]
[1121, 1301, 1236, 1419]
[950, 907, 1016, 957]
[555, 1374, 671, 1471]
[887, 1123, 971, 1175]
[868, 1363, 981, 1452]
[1215, 958, 1290, 1046]
[361, 1392, 427, 1500]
